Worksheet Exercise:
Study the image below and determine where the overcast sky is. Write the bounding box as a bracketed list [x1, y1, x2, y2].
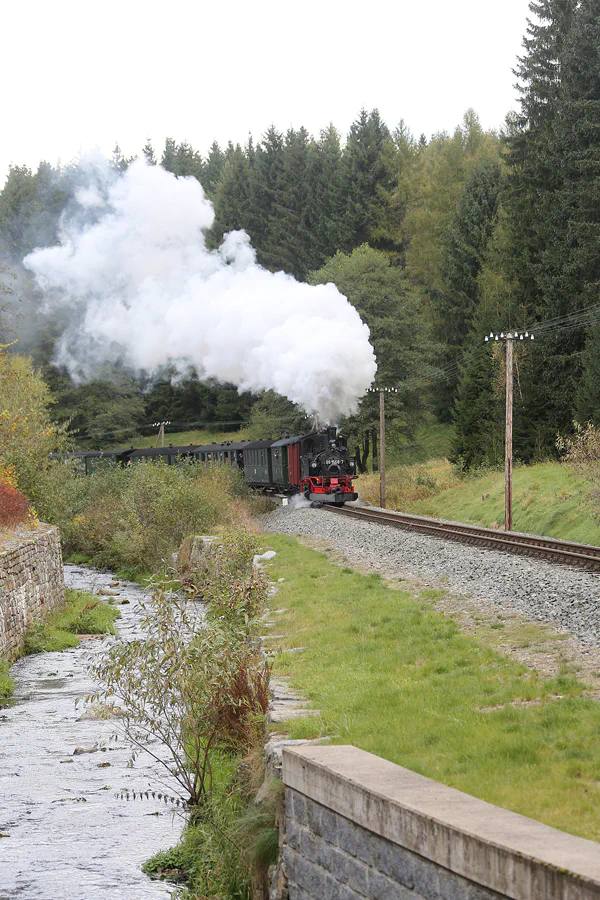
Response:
[1, 0, 532, 184]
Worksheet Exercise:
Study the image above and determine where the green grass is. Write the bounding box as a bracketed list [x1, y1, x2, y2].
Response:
[416, 461, 600, 544]
[359, 457, 600, 545]
[0, 660, 15, 699]
[24, 589, 120, 654]
[131, 428, 249, 449]
[266, 534, 600, 841]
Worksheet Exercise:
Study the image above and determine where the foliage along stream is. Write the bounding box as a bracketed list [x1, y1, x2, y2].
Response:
[0, 565, 183, 899]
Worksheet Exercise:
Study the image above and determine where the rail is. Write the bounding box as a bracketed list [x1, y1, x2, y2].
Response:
[323, 505, 600, 571]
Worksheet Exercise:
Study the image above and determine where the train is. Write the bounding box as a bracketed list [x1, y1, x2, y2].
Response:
[54, 427, 359, 506]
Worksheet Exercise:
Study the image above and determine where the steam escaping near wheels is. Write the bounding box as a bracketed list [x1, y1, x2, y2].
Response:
[24, 159, 377, 422]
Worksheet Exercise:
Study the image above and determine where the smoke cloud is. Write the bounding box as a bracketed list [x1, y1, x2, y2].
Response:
[24, 159, 376, 422]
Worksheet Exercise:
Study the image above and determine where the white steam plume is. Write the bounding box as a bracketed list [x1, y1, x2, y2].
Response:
[24, 159, 376, 422]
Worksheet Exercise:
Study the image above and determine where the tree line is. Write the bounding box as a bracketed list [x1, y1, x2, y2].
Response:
[2, 1, 599, 464]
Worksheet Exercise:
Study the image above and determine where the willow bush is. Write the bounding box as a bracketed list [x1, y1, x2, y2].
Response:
[36, 459, 247, 574]
[91, 533, 272, 898]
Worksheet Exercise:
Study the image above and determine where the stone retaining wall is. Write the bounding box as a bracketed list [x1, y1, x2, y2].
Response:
[281, 745, 600, 900]
[0, 525, 64, 661]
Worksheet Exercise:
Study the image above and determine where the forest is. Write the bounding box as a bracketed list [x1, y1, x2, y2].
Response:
[2, 0, 600, 467]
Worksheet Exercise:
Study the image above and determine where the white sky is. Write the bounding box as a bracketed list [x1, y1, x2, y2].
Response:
[0, 0, 532, 184]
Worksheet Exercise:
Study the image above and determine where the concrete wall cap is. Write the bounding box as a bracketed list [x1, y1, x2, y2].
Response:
[283, 744, 600, 899]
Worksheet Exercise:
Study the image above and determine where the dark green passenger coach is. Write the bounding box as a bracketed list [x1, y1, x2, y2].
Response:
[242, 440, 274, 485]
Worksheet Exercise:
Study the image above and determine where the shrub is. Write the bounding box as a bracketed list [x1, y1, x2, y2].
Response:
[0, 481, 31, 527]
[0, 346, 67, 501]
[36, 459, 247, 574]
[90, 561, 270, 807]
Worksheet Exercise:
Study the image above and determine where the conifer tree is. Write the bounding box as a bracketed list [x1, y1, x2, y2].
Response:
[304, 125, 349, 270]
[110, 143, 129, 173]
[246, 126, 285, 269]
[341, 109, 393, 249]
[270, 127, 313, 279]
[161, 138, 178, 173]
[452, 336, 503, 470]
[497, 0, 578, 455]
[202, 141, 225, 198]
[549, 0, 600, 423]
[209, 144, 252, 246]
[433, 158, 502, 419]
[370, 120, 419, 267]
[173, 141, 204, 179]
[142, 138, 156, 165]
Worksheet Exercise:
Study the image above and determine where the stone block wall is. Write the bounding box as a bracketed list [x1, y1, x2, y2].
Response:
[0, 525, 65, 661]
[284, 787, 503, 900]
[281, 745, 600, 900]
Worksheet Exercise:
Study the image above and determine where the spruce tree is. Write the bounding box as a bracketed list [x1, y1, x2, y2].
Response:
[270, 127, 313, 279]
[500, 0, 578, 455]
[550, 0, 600, 423]
[341, 109, 393, 249]
[304, 125, 349, 270]
[173, 141, 204, 180]
[246, 126, 285, 269]
[209, 143, 252, 247]
[161, 138, 178, 173]
[371, 120, 419, 267]
[110, 143, 129, 173]
[452, 336, 503, 470]
[433, 158, 502, 419]
[202, 141, 225, 198]
[142, 139, 156, 165]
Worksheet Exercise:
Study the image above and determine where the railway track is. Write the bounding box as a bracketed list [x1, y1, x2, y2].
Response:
[324, 505, 600, 571]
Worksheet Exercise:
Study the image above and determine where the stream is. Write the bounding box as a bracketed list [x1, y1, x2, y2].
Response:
[0, 565, 183, 899]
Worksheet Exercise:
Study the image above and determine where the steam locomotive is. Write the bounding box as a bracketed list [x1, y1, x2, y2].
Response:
[56, 427, 359, 506]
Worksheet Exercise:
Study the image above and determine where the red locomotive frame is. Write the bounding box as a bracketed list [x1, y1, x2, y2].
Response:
[301, 473, 358, 505]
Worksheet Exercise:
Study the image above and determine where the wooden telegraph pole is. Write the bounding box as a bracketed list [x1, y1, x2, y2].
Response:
[367, 386, 393, 509]
[504, 337, 514, 532]
[153, 420, 170, 448]
[379, 390, 386, 509]
[485, 330, 534, 532]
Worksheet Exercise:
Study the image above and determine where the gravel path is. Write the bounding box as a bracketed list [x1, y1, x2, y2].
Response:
[262, 506, 600, 648]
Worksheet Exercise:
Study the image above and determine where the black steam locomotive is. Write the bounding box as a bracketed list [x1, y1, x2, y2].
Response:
[56, 427, 358, 506]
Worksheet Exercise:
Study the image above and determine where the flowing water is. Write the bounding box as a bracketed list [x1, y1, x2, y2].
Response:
[0, 566, 184, 899]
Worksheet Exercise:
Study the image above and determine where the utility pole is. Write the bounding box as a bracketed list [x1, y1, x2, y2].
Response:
[485, 331, 534, 531]
[379, 390, 386, 509]
[505, 337, 513, 532]
[368, 386, 397, 509]
[153, 421, 170, 448]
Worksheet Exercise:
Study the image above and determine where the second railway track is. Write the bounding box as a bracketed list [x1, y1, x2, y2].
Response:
[324, 505, 600, 572]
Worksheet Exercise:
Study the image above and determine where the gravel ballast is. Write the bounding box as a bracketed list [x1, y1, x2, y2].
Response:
[262, 506, 600, 648]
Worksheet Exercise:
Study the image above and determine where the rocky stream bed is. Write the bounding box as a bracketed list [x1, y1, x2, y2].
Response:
[0, 566, 182, 900]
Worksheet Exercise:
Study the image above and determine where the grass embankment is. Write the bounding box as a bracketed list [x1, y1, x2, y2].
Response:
[131, 429, 249, 448]
[359, 459, 600, 545]
[24, 588, 120, 654]
[266, 535, 600, 841]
